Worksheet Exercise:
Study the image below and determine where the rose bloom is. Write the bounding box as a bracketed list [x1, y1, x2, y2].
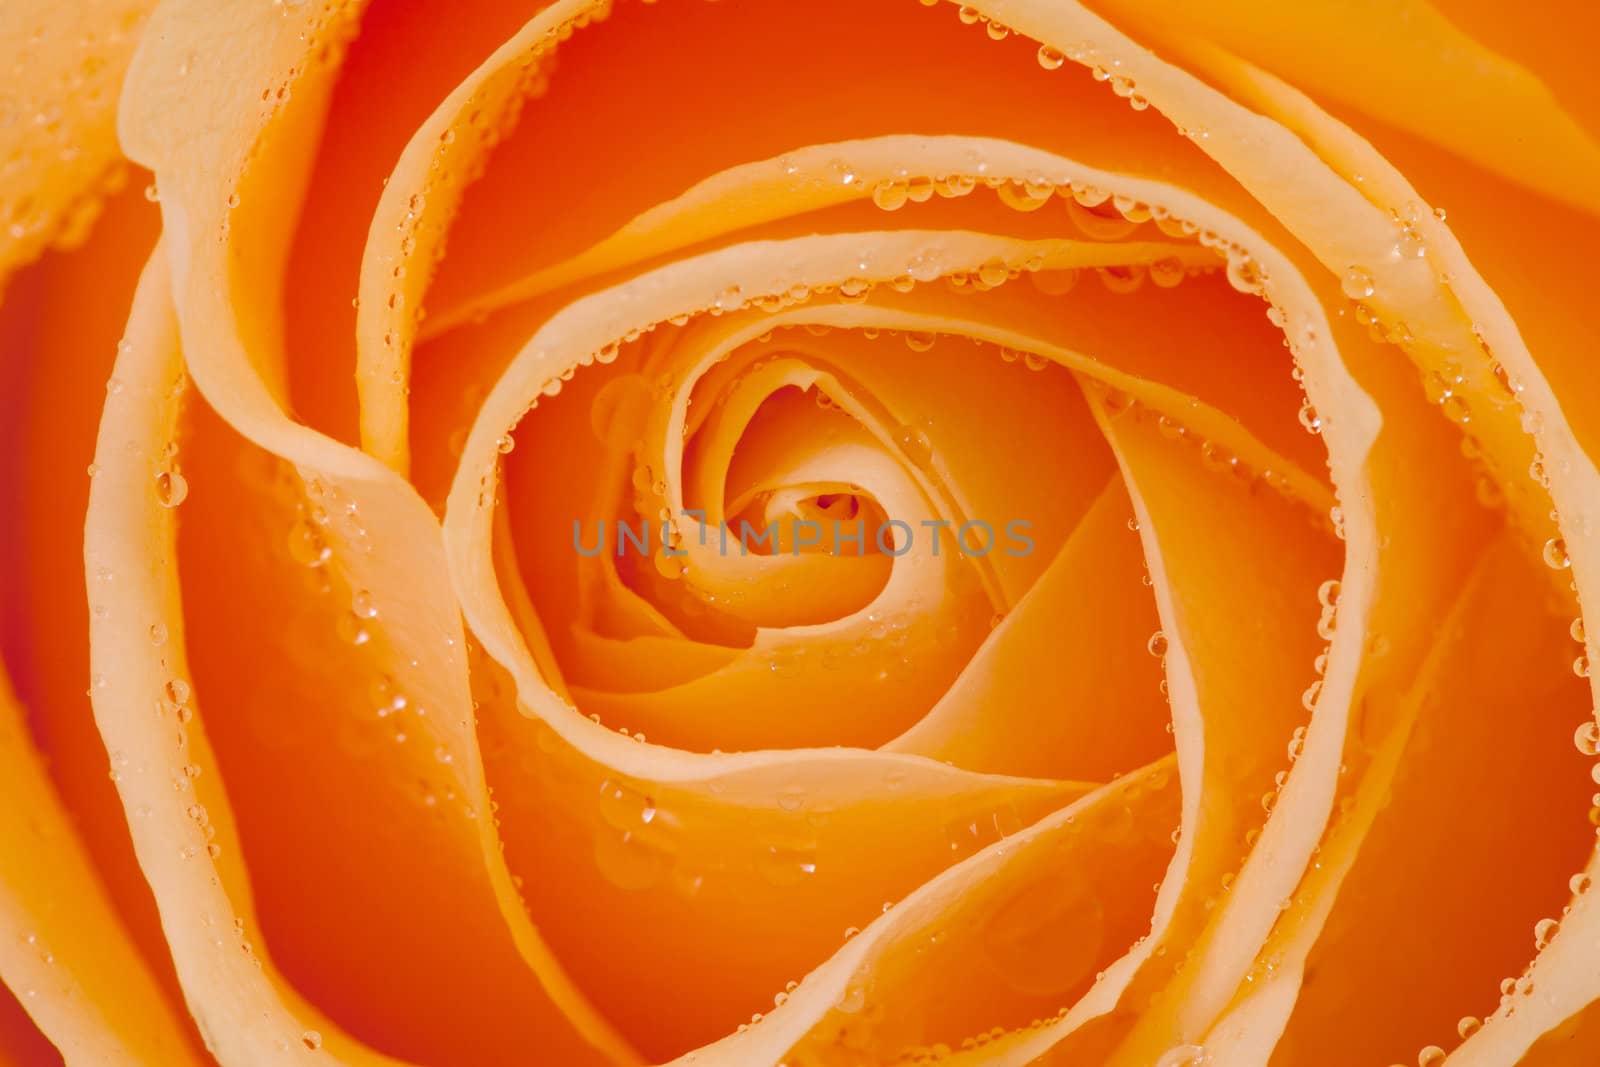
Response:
[2, 0, 1599, 1065]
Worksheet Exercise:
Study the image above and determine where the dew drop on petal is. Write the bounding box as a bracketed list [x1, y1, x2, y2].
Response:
[335, 612, 371, 646]
[894, 424, 934, 468]
[1543, 537, 1570, 570]
[1574, 720, 1600, 757]
[1149, 257, 1186, 288]
[872, 179, 909, 211]
[155, 470, 188, 507]
[1154, 1045, 1210, 1067]
[286, 520, 330, 567]
[757, 841, 819, 886]
[1298, 400, 1323, 435]
[1341, 267, 1375, 299]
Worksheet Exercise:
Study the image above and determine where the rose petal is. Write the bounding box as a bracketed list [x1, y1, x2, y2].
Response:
[0, 0, 154, 279]
[0, 672, 200, 1064]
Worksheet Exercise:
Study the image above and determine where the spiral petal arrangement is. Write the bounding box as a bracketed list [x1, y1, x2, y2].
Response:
[2, 2, 1599, 1066]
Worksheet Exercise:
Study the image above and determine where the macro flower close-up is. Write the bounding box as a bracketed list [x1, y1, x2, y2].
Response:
[3, 1, 1599, 1065]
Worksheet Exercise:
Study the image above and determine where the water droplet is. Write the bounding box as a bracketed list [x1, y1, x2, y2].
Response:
[997, 181, 1051, 212]
[872, 179, 909, 211]
[1396, 224, 1426, 260]
[757, 841, 819, 885]
[838, 276, 872, 303]
[1534, 917, 1561, 950]
[895, 424, 933, 468]
[1341, 267, 1375, 300]
[1543, 537, 1570, 570]
[1225, 254, 1264, 294]
[149, 623, 168, 646]
[944, 808, 1016, 857]
[165, 678, 192, 706]
[1570, 872, 1592, 895]
[1457, 1015, 1482, 1039]
[1441, 394, 1471, 424]
[981, 864, 1104, 997]
[1100, 388, 1134, 416]
[598, 779, 658, 830]
[1147, 631, 1168, 657]
[1574, 720, 1599, 757]
[976, 259, 1010, 288]
[1418, 1046, 1446, 1067]
[594, 829, 667, 890]
[1029, 268, 1080, 296]
[653, 549, 686, 580]
[1490, 361, 1517, 396]
[301, 1031, 322, 1051]
[1531, 456, 1549, 487]
[155, 470, 189, 507]
[1037, 44, 1065, 70]
[1154, 1045, 1210, 1067]
[1099, 264, 1146, 294]
[286, 520, 330, 567]
[1298, 400, 1323, 434]
[1149, 257, 1186, 288]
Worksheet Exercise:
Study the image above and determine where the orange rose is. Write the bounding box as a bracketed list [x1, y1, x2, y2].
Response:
[3, 1, 1599, 1065]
